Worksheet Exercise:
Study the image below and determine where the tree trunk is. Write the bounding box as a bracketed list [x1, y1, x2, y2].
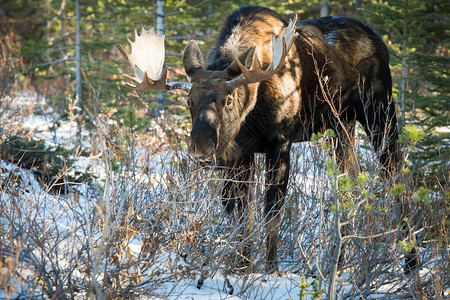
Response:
[400, 0, 408, 128]
[320, 0, 329, 17]
[155, 0, 165, 118]
[156, 0, 164, 35]
[46, 0, 51, 62]
[328, 147, 341, 300]
[75, 0, 82, 140]
[0, 0, 3, 32]
[59, 0, 66, 55]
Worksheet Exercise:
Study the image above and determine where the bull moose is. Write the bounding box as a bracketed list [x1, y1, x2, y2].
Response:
[117, 5, 401, 273]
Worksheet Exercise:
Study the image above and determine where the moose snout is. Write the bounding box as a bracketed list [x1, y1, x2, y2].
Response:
[188, 124, 217, 162]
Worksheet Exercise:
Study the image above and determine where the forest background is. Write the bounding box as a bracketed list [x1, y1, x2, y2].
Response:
[0, 0, 448, 299]
[1, 0, 448, 177]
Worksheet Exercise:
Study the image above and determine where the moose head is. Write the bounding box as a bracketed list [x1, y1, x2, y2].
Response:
[117, 17, 297, 166]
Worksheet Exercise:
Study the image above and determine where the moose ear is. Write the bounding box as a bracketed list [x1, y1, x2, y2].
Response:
[224, 46, 256, 79]
[183, 40, 204, 78]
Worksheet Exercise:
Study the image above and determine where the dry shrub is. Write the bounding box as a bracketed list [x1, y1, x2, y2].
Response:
[88, 110, 449, 299]
[1, 102, 448, 299]
[0, 70, 448, 298]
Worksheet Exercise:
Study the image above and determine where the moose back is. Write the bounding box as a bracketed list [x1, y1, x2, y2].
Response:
[118, 5, 401, 273]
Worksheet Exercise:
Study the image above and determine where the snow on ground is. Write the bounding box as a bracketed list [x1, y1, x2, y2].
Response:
[1, 155, 316, 299]
[151, 271, 307, 300]
[0, 159, 87, 299]
[2, 93, 448, 299]
[23, 114, 90, 149]
[1, 100, 323, 299]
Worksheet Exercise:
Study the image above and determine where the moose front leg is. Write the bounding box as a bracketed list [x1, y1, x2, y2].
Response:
[221, 154, 254, 214]
[265, 141, 291, 274]
[221, 154, 255, 269]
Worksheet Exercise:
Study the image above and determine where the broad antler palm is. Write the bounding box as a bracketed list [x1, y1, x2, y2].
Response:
[116, 25, 191, 92]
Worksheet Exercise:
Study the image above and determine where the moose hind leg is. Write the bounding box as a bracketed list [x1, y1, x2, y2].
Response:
[265, 142, 291, 274]
[359, 94, 420, 273]
[334, 118, 359, 176]
[329, 119, 358, 265]
[358, 94, 401, 177]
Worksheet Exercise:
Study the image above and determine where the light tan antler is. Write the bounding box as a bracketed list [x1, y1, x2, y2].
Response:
[117, 25, 191, 92]
[228, 15, 298, 88]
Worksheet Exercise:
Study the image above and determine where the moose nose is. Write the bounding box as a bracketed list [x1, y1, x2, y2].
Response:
[188, 125, 217, 161]
[188, 138, 215, 162]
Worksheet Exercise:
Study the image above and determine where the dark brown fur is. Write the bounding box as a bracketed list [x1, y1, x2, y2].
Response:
[183, 6, 401, 273]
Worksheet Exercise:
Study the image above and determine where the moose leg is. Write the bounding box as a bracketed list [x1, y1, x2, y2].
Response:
[221, 154, 254, 212]
[334, 118, 359, 176]
[265, 141, 291, 274]
[359, 96, 419, 272]
[331, 119, 358, 265]
[358, 94, 401, 177]
[221, 154, 255, 269]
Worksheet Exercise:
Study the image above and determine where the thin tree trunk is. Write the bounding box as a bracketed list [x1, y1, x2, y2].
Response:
[328, 145, 342, 300]
[156, 0, 164, 35]
[207, 0, 213, 35]
[320, 0, 329, 17]
[0, 0, 3, 32]
[75, 0, 82, 140]
[400, 0, 408, 128]
[155, 0, 165, 118]
[46, 0, 51, 62]
[59, 0, 66, 56]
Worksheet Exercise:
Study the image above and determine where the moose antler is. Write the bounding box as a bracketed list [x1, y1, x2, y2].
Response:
[117, 25, 191, 92]
[229, 15, 298, 87]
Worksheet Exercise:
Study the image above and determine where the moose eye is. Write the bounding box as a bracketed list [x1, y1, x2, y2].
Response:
[226, 97, 232, 107]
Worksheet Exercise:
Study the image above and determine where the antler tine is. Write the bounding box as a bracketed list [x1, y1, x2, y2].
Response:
[234, 14, 298, 85]
[116, 25, 191, 92]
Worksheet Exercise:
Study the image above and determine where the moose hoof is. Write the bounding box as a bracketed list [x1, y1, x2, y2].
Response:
[266, 261, 280, 275]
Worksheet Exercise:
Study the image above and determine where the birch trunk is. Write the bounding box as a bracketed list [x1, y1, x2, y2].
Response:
[155, 0, 165, 117]
[320, 0, 329, 17]
[156, 0, 164, 35]
[75, 0, 82, 139]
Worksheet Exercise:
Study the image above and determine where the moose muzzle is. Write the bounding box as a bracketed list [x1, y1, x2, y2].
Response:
[188, 121, 218, 163]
